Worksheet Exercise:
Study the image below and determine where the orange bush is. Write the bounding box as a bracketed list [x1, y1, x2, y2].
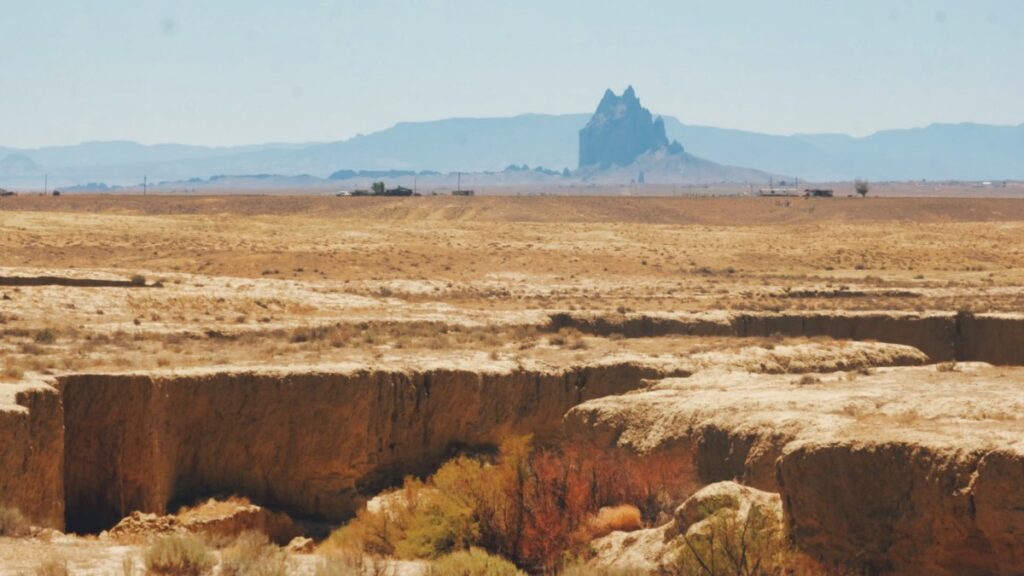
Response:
[324, 436, 691, 574]
[586, 505, 643, 540]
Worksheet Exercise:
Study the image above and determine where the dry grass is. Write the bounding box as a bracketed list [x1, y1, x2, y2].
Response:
[33, 559, 69, 576]
[427, 548, 525, 576]
[220, 532, 289, 576]
[143, 533, 216, 576]
[1, 197, 1023, 374]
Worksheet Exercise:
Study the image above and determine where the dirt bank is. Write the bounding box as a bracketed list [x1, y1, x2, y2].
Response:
[551, 311, 1024, 364]
[0, 378, 63, 529]
[59, 361, 677, 533]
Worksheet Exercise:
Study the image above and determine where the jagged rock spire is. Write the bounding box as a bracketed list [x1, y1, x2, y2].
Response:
[579, 86, 684, 169]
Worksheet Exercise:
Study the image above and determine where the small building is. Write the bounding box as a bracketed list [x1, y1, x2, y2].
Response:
[804, 188, 833, 198]
[385, 186, 414, 197]
[451, 189, 475, 196]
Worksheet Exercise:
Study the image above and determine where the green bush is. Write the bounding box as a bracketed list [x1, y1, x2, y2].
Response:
[427, 548, 525, 576]
[666, 504, 789, 576]
[395, 487, 477, 559]
[144, 533, 216, 576]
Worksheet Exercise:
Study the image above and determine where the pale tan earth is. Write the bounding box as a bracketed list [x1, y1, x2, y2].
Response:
[1, 195, 1024, 574]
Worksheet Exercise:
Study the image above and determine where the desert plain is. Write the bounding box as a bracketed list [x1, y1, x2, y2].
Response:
[1, 193, 1023, 575]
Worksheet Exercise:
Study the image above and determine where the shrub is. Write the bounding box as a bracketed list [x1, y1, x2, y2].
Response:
[130, 274, 147, 286]
[665, 503, 789, 576]
[34, 559, 69, 576]
[0, 505, 30, 536]
[796, 374, 821, 386]
[586, 505, 642, 539]
[427, 548, 525, 576]
[144, 533, 216, 576]
[325, 436, 689, 573]
[220, 531, 290, 576]
[33, 328, 56, 344]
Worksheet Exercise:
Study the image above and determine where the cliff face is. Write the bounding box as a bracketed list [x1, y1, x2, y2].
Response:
[0, 379, 64, 529]
[59, 363, 669, 533]
[578, 86, 683, 168]
[779, 443, 1024, 576]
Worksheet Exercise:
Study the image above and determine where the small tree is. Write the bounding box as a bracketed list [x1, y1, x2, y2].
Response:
[371, 181, 386, 196]
[854, 179, 869, 198]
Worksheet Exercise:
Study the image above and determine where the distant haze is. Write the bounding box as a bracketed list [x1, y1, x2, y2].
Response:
[1, 1, 1023, 148]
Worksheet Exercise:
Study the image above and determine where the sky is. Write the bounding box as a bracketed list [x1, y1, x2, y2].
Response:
[1, 0, 1023, 148]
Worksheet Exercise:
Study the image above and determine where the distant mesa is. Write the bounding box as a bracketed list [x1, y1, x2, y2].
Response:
[579, 86, 684, 168]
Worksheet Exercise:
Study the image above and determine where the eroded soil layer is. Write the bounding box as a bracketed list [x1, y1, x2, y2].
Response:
[552, 311, 1024, 364]
[0, 378, 63, 529]
[59, 362, 674, 533]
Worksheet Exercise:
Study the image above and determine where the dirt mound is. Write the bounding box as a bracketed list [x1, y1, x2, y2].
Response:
[104, 497, 299, 545]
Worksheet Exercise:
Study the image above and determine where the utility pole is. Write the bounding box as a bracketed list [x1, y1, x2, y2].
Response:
[44, 173, 47, 195]
[143, 176, 147, 196]
[457, 172, 461, 193]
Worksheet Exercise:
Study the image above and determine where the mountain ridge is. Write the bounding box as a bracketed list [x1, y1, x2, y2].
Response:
[2, 116, 1022, 187]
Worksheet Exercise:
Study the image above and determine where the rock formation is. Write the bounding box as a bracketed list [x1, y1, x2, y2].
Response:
[578, 86, 684, 168]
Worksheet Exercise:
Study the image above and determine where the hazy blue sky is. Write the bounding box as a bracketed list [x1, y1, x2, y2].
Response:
[2, 0, 1022, 147]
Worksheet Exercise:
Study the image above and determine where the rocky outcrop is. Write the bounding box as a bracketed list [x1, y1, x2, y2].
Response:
[0, 377, 63, 529]
[565, 365, 1024, 575]
[59, 361, 677, 533]
[105, 497, 300, 545]
[578, 86, 683, 168]
[590, 481, 784, 572]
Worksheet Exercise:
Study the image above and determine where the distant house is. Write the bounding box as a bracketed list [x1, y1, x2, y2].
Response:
[385, 186, 414, 197]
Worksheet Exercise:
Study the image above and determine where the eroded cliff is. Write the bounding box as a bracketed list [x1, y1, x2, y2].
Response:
[0, 377, 63, 529]
[59, 360, 679, 533]
[551, 310, 1024, 364]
